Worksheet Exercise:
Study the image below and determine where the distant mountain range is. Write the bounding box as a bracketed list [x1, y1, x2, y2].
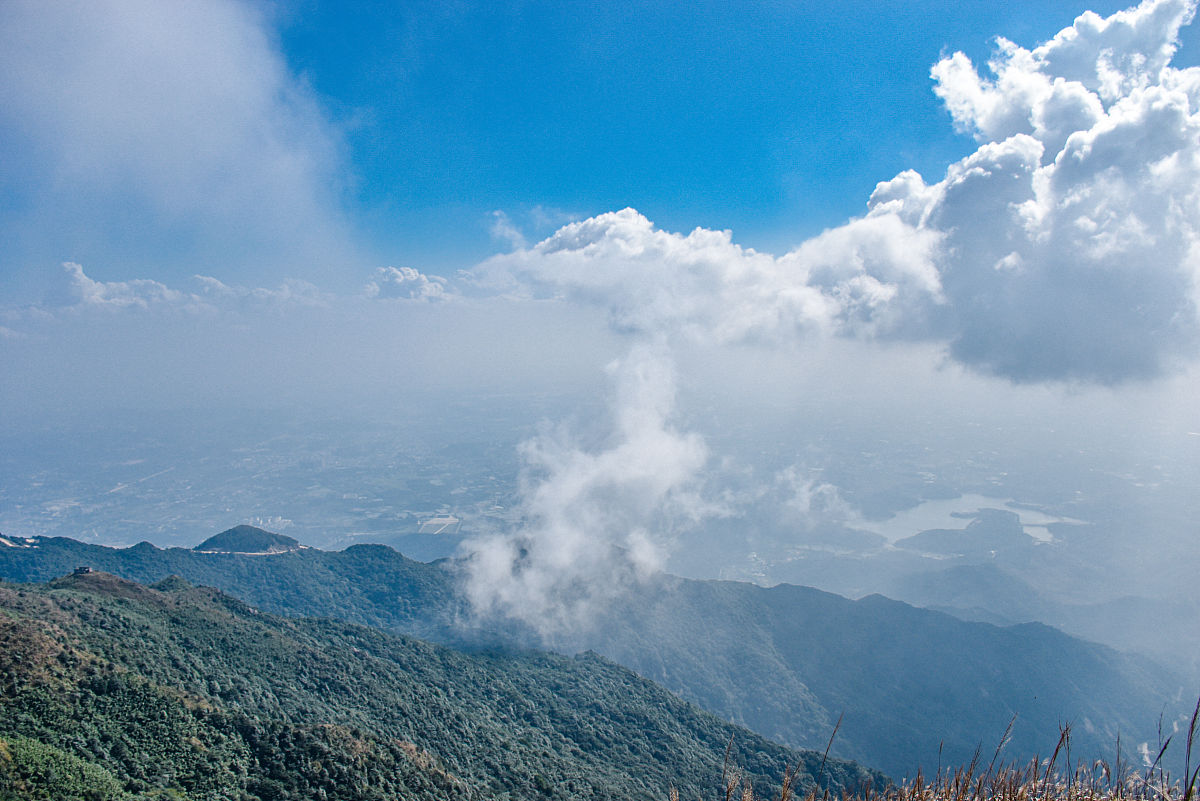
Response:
[751, 508, 1200, 683]
[881, 561, 1200, 682]
[0, 530, 1187, 778]
[0, 570, 878, 800]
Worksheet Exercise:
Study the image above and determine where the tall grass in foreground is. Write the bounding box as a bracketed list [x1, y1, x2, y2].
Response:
[680, 697, 1200, 801]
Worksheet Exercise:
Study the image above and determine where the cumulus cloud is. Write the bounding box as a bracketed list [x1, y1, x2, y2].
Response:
[36, 263, 330, 316]
[474, 207, 943, 344]
[58, 262, 187, 310]
[921, 0, 1200, 381]
[364, 266, 451, 301]
[474, 0, 1200, 384]
[462, 343, 709, 636]
[194, 275, 328, 309]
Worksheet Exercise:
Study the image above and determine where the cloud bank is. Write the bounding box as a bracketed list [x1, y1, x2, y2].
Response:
[0, 263, 606, 417]
[42, 263, 329, 314]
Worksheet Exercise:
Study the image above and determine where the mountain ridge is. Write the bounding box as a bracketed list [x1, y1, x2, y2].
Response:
[0, 533, 1185, 778]
[0, 569, 881, 800]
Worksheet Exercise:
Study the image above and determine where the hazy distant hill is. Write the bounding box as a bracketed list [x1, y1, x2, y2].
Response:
[0, 535, 1184, 778]
[0, 571, 878, 800]
[881, 562, 1200, 684]
[573, 579, 1182, 778]
[193, 524, 303, 554]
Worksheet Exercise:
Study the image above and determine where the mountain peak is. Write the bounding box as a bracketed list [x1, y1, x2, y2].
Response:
[194, 525, 302, 555]
[50, 569, 160, 602]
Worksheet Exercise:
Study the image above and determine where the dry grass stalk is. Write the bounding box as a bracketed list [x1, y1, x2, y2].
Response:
[689, 695, 1200, 801]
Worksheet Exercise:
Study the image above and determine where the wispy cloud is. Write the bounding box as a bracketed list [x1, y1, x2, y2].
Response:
[489, 211, 529, 251]
[0, 0, 363, 287]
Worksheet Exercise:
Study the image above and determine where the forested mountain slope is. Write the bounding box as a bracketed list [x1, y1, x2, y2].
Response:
[0, 571, 878, 801]
[0, 535, 1183, 778]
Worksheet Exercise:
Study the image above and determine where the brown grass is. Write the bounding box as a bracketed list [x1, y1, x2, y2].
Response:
[682, 696, 1200, 801]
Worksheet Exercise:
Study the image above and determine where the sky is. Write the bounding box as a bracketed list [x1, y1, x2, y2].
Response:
[4, 0, 1196, 296]
[3, 0, 1200, 647]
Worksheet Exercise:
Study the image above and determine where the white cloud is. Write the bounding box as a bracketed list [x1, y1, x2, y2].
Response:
[474, 207, 942, 345]
[776, 466, 859, 529]
[0, 261, 610, 418]
[475, 0, 1200, 384]
[194, 274, 329, 310]
[931, 0, 1195, 144]
[59, 262, 186, 310]
[6, 0, 1199, 633]
[364, 266, 451, 301]
[489, 210, 528, 251]
[38, 263, 330, 316]
[462, 343, 709, 636]
[0, 0, 361, 285]
[42, 262, 464, 317]
[922, 0, 1200, 381]
[1035, 0, 1195, 102]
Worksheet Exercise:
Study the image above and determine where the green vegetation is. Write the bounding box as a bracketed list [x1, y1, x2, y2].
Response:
[0, 536, 1181, 778]
[0, 572, 880, 801]
[192, 526, 301, 554]
[0, 734, 127, 801]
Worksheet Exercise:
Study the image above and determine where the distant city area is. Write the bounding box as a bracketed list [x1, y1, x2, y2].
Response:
[0, 399, 561, 551]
